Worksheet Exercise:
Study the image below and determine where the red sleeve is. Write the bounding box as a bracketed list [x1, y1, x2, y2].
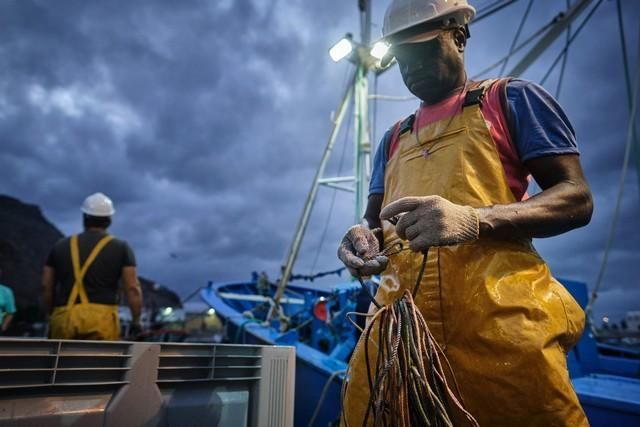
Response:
[484, 79, 531, 201]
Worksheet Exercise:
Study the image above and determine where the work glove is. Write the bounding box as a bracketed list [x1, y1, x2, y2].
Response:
[337, 225, 388, 276]
[380, 195, 479, 252]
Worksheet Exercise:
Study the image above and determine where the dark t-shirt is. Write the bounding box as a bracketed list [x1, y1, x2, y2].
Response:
[46, 230, 136, 306]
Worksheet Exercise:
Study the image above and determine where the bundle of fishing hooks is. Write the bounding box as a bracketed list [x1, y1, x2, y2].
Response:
[348, 252, 479, 427]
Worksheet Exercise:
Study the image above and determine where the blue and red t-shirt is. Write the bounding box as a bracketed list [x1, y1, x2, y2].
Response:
[369, 79, 579, 201]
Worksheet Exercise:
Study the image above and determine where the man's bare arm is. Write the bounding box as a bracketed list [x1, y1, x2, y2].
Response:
[41, 266, 56, 314]
[122, 266, 142, 321]
[478, 154, 593, 239]
[379, 154, 593, 252]
[2, 314, 13, 332]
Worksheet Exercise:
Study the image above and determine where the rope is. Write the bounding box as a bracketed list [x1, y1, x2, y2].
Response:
[586, 6, 640, 324]
[346, 250, 479, 426]
[307, 369, 346, 427]
[498, 0, 534, 77]
[539, 0, 604, 86]
[359, 291, 478, 426]
[288, 267, 346, 283]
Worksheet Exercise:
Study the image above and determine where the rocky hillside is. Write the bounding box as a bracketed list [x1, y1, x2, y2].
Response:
[0, 195, 181, 326]
[0, 195, 63, 314]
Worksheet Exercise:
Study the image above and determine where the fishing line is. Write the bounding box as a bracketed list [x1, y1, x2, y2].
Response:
[346, 248, 479, 426]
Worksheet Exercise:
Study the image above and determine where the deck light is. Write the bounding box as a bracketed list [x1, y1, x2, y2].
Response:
[329, 34, 354, 62]
[370, 41, 390, 60]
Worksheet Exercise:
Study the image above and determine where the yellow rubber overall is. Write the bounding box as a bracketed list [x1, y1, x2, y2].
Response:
[49, 235, 120, 341]
[342, 82, 588, 426]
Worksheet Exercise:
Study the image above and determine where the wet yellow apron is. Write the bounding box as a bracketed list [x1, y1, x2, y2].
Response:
[342, 81, 588, 426]
[49, 234, 120, 341]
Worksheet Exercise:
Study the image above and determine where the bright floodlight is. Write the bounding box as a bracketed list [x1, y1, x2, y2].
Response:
[329, 38, 353, 62]
[370, 42, 390, 60]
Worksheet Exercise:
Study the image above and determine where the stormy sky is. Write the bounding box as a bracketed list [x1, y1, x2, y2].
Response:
[0, 0, 638, 322]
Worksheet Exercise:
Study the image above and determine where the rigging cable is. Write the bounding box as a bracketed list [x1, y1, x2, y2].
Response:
[498, 0, 534, 77]
[539, 0, 604, 86]
[471, 17, 557, 79]
[586, 2, 640, 324]
[530, 0, 573, 196]
[554, 0, 573, 99]
[616, 0, 640, 196]
[474, 0, 519, 24]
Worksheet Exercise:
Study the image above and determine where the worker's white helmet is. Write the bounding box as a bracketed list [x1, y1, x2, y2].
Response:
[81, 192, 115, 217]
[383, 0, 476, 44]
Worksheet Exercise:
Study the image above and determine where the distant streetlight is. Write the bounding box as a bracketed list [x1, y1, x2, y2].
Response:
[163, 307, 173, 315]
[207, 308, 215, 316]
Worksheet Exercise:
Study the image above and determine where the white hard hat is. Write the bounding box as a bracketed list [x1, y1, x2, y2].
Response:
[383, 0, 476, 44]
[81, 192, 115, 217]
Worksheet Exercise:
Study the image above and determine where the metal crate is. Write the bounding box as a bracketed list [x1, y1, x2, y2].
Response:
[0, 339, 295, 427]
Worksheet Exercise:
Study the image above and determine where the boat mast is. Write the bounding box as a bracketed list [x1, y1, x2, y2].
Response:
[354, 1, 373, 225]
[271, 1, 375, 319]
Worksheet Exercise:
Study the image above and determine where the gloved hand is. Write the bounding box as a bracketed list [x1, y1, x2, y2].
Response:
[337, 225, 388, 276]
[129, 320, 143, 338]
[380, 195, 479, 252]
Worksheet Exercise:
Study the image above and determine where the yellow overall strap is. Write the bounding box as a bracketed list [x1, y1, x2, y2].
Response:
[66, 234, 114, 309]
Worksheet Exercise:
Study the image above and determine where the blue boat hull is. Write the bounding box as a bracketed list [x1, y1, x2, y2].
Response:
[201, 281, 348, 427]
[202, 279, 640, 427]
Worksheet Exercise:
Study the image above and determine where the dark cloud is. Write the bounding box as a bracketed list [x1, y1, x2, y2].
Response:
[0, 0, 638, 322]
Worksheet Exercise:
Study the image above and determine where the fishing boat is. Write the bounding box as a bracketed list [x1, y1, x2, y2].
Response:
[201, 276, 640, 426]
[202, 1, 640, 425]
[201, 276, 360, 427]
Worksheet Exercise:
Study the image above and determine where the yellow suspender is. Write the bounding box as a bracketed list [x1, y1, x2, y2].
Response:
[66, 234, 114, 309]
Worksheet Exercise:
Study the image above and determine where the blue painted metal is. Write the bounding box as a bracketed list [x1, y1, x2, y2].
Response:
[203, 277, 640, 427]
[573, 375, 640, 425]
[560, 279, 640, 426]
[597, 343, 640, 377]
[201, 279, 359, 427]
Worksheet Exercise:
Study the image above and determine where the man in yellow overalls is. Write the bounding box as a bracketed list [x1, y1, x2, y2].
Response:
[337, 0, 593, 425]
[42, 192, 143, 340]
